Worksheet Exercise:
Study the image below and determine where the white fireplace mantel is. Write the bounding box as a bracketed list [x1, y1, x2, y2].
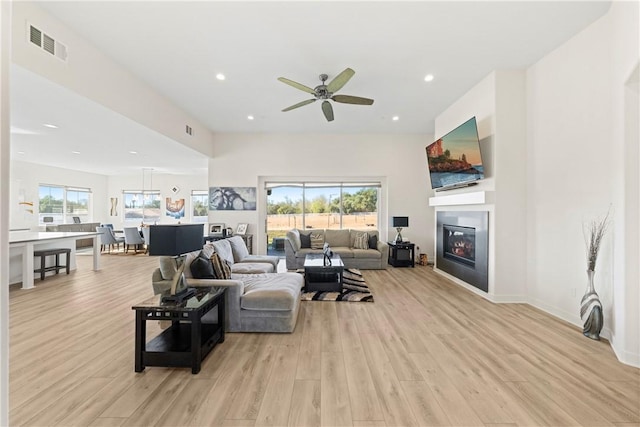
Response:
[428, 190, 494, 207]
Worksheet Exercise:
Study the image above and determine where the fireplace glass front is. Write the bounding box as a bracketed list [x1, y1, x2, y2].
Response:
[443, 225, 476, 268]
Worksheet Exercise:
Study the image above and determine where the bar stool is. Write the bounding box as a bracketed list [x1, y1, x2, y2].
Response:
[34, 248, 71, 281]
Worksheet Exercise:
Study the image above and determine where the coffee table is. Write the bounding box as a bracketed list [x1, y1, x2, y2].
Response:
[304, 253, 344, 292]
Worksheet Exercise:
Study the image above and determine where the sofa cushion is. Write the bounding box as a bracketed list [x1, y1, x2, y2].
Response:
[228, 236, 250, 262]
[299, 232, 311, 248]
[324, 229, 350, 247]
[331, 247, 355, 258]
[190, 251, 216, 279]
[211, 239, 235, 266]
[231, 263, 274, 274]
[369, 234, 378, 249]
[310, 233, 324, 249]
[286, 229, 301, 251]
[241, 273, 303, 311]
[353, 248, 382, 259]
[159, 256, 177, 280]
[353, 232, 369, 249]
[210, 252, 232, 279]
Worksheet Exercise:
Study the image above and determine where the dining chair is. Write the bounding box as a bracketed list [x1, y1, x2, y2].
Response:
[96, 226, 125, 253]
[124, 227, 145, 254]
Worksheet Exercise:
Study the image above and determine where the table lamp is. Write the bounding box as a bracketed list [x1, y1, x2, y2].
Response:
[149, 224, 205, 303]
[392, 216, 409, 243]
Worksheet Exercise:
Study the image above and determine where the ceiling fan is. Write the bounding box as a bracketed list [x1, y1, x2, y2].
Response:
[278, 68, 374, 122]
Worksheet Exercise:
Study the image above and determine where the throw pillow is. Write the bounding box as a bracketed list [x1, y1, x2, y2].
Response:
[190, 251, 216, 279]
[299, 233, 311, 249]
[368, 234, 378, 250]
[210, 252, 231, 279]
[354, 232, 369, 250]
[310, 233, 324, 249]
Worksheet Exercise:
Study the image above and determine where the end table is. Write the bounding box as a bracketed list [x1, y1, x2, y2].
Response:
[387, 241, 415, 267]
[132, 287, 226, 374]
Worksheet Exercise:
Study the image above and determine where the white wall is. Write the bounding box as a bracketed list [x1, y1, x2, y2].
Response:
[209, 133, 433, 257]
[526, 1, 639, 366]
[1, 1, 11, 423]
[10, 160, 108, 230]
[107, 171, 207, 230]
[11, 2, 214, 158]
[433, 70, 528, 302]
[431, 2, 638, 367]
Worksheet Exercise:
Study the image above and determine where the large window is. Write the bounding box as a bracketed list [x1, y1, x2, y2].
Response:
[266, 182, 380, 248]
[123, 190, 161, 224]
[191, 190, 208, 223]
[39, 185, 92, 224]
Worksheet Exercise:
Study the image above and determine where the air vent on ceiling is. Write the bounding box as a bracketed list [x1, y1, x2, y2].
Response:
[28, 23, 68, 62]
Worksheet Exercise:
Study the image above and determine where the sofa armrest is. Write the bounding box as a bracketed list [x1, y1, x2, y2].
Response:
[377, 240, 389, 262]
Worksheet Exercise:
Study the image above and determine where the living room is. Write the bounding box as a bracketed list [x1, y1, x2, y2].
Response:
[1, 1, 639, 425]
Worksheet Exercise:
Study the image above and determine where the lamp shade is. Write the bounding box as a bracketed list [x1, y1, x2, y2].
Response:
[392, 216, 409, 228]
[148, 224, 204, 256]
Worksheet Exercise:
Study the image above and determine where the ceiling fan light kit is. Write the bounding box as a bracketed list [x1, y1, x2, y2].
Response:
[278, 68, 374, 122]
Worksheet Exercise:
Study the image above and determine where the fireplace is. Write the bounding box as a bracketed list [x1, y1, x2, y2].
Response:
[436, 211, 488, 292]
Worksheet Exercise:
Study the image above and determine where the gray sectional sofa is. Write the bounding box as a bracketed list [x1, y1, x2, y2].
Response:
[285, 228, 388, 270]
[151, 236, 303, 333]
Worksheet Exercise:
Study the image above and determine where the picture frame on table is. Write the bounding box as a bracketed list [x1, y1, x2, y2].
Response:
[236, 223, 248, 235]
[210, 223, 225, 237]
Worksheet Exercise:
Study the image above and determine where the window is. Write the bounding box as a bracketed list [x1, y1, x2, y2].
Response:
[39, 185, 92, 224]
[65, 187, 91, 224]
[266, 181, 380, 249]
[123, 190, 161, 224]
[191, 190, 208, 223]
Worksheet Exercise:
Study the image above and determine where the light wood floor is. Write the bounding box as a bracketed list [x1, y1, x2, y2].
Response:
[9, 252, 640, 427]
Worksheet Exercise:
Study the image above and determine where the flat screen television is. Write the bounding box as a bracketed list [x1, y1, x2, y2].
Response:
[426, 116, 484, 191]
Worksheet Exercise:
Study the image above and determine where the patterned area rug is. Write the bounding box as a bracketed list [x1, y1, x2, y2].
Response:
[297, 268, 374, 302]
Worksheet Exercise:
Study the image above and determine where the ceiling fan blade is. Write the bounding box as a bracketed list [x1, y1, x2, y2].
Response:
[277, 77, 316, 95]
[282, 99, 316, 112]
[326, 68, 355, 93]
[322, 100, 334, 122]
[331, 94, 374, 105]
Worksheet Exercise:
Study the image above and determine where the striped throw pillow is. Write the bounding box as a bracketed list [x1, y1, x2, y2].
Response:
[310, 233, 324, 249]
[354, 232, 369, 250]
[210, 252, 231, 279]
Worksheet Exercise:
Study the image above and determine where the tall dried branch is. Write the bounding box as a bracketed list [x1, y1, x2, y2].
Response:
[583, 209, 611, 271]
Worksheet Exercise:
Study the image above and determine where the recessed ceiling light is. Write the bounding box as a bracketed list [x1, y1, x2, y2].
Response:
[392, 116, 400, 121]
[43, 123, 58, 128]
[71, 150, 81, 154]
[129, 151, 138, 154]
[247, 115, 254, 120]
[216, 73, 225, 81]
[424, 74, 435, 82]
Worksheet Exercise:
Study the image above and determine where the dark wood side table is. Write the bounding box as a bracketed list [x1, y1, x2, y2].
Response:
[132, 287, 226, 374]
[387, 241, 415, 267]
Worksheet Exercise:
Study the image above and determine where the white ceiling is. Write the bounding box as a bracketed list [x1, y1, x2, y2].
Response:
[11, 1, 611, 175]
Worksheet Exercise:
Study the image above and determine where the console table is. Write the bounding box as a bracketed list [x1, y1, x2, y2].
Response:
[387, 241, 415, 267]
[132, 287, 226, 374]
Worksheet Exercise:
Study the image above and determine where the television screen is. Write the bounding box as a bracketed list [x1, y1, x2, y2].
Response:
[426, 117, 484, 190]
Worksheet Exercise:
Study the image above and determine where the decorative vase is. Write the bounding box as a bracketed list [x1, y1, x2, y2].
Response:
[580, 269, 603, 340]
